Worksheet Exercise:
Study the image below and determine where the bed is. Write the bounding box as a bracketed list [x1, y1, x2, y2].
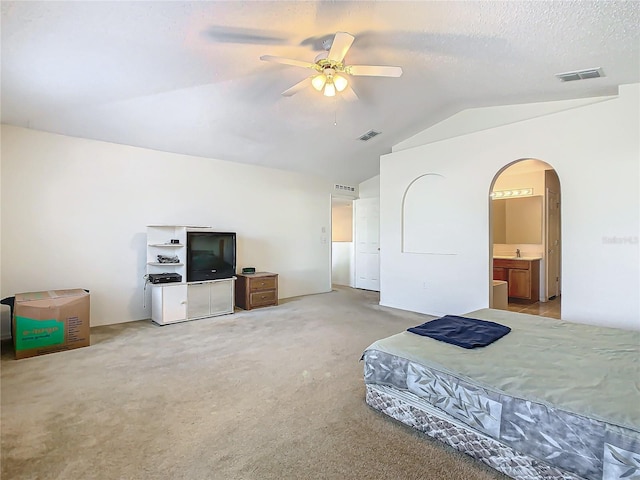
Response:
[362, 308, 639, 480]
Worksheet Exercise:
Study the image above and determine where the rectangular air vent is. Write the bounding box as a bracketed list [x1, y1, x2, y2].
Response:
[555, 67, 604, 82]
[358, 130, 381, 141]
[334, 184, 356, 193]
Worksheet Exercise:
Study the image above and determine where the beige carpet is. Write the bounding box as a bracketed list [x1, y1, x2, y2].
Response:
[1, 286, 508, 480]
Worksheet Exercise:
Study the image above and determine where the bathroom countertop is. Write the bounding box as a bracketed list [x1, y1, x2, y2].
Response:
[493, 255, 542, 261]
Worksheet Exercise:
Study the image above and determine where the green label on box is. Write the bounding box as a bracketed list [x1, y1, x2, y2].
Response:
[15, 317, 65, 351]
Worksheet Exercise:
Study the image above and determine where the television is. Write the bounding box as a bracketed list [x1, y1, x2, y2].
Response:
[186, 231, 236, 282]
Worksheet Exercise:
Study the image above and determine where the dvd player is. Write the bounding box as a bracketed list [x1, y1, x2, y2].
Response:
[148, 273, 182, 284]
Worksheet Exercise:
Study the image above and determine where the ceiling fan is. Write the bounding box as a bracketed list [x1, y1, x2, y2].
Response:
[260, 32, 403, 99]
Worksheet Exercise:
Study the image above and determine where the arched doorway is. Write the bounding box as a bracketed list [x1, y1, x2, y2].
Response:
[489, 159, 561, 318]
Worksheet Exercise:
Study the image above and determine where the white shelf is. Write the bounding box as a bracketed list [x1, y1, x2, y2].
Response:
[147, 262, 184, 266]
[148, 243, 183, 247]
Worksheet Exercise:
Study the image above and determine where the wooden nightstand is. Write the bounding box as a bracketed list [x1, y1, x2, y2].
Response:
[235, 272, 278, 310]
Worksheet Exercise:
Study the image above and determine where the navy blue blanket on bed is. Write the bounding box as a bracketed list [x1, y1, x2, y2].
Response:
[407, 315, 511, 349]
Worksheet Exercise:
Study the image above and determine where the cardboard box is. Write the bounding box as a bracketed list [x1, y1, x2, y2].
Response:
[13, 289, 90, 359]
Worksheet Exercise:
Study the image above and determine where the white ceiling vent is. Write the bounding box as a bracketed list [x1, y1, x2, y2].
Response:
[334, 183, 356, 193]
[358, 130, 381, 141]
[555, 67, 605, 82]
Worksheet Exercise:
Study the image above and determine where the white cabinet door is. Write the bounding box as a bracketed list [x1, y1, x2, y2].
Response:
[187, 283, 211, 319]
[152, 284, 187, 325]
[153, 279, 234, 325]
[210, 279, 234, 315]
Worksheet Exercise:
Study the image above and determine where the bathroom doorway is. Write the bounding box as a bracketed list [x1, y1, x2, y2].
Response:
[489, 159, 561, 317]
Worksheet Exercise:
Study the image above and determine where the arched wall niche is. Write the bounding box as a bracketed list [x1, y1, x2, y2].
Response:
[402, 173, 462, 255]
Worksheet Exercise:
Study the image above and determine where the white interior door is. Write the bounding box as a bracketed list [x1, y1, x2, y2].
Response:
[546, 189, 561, 299]
[354, 198, 380, 291]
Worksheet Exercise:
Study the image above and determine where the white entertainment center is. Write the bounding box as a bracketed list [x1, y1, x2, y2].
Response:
[147, 225, 235, 325]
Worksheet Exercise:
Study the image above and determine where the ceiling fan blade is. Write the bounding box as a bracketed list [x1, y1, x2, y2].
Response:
[345, 65, 403, 77]
[205, 26, 288, 45]
[341, 84, 359, 102]
[260, 55, 318, 70]
[327, 32, 355, 62]
[281, 77, 313, 97]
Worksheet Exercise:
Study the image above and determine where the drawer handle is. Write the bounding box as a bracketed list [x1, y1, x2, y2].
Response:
[260, 282, 265, 286]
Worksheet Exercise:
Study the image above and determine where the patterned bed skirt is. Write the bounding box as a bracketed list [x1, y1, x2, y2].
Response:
[365, 384, 582, 480]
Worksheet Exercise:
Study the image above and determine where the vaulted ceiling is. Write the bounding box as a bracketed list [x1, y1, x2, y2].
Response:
[2, 1, 639, 184]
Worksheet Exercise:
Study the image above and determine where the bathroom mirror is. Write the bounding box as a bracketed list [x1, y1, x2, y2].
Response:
[492, 196, 543, 244]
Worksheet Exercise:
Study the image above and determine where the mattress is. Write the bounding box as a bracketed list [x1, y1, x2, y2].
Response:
[362, 309, 640, 480]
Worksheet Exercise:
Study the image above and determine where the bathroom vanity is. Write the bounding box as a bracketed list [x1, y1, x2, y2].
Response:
[493, 257, 540, 302]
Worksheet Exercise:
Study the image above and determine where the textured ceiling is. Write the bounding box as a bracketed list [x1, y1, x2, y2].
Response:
[2, 1, 639, 184]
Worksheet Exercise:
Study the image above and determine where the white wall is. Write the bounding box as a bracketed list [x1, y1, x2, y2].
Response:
[1, 125, 333, 332]
[331, 201, 354, 287]
[394, 96, 616, 152]
[331, 242, 353, 287]
[380, 84, 639, 331]
[359, 175, 380, 198]
[331, 203, 353, 242]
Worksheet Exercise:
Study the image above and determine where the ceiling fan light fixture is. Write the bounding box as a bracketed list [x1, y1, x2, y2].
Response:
[311, 74, 327, 91]
[333, 74, 348, 92]
[263, 31, 402, 99]
[323, 81, 336, 97]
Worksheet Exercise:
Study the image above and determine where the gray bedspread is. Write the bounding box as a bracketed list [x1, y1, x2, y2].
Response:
[367, 308, 639, 431]
[363, 308, 640, 480]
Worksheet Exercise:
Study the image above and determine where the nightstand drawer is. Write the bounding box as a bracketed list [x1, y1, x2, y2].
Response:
[250, 289, 277, 307]
[249, 276, 277, 291]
